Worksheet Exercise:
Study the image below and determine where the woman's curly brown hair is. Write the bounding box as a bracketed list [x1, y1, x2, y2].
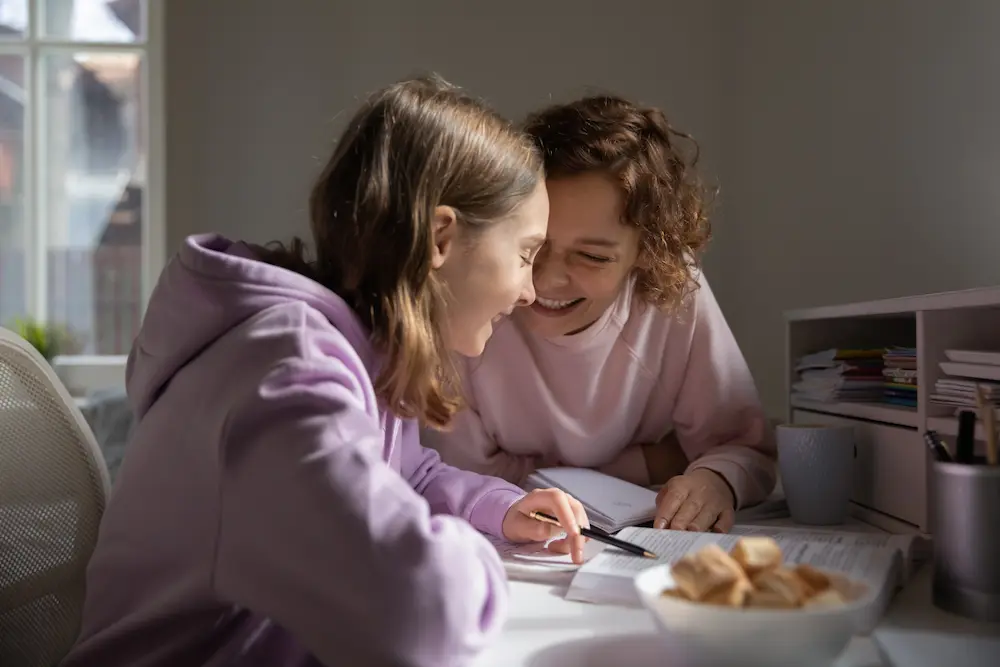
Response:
[523, 95, 713, 312]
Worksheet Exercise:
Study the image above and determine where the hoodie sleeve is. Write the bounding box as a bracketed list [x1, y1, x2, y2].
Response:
[667, 276, 778, 509]
[213, 352, 510, 667]
[399, 420, 524, 539]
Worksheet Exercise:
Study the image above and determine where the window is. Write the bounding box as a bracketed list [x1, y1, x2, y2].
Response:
[0, 0, 163, 394]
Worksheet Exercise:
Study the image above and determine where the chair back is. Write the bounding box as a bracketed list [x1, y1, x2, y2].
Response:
[0, 327, 110, 666]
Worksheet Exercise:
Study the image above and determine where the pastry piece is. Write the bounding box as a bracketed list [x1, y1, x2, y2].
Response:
[825, 572, 854, 598]
[703, 577, 754, 607]
[803, 588, 848, 609]
[730, 537, 783, 576]
[671, 544, 747, 600]
[660, 587, 690, 601]
[793, 563, 832, 595]
[661, 540, 858, 613]
[746, 588, 799, 609]
[752, 567, 809, 607]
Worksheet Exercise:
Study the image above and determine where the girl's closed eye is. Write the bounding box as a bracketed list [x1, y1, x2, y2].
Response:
[522, 241, 544, 266]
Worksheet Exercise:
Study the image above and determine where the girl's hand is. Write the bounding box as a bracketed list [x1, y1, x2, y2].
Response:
[502, 488, 590, 563]
[653, 468, 736, 533]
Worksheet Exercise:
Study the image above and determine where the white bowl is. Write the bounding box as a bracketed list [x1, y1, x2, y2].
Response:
[633, 564, 874, 667]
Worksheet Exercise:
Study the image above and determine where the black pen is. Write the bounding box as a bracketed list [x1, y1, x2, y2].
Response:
[923, 430, 952, 462]
[956, 410, 977, 464]
[528, 511, 657, 559]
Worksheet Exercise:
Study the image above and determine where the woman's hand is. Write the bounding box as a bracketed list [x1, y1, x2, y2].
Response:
[654, 468, 736, 533]
[502, 488, 590, 563]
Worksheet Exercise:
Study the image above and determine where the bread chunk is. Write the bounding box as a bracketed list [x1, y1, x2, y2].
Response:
[803, 588, 848, 609]
[661, 587, 689, 600]
[752, 567, 809, 607]
[794, 563, 832, 595]
[746, 588, 799, 609]
[730, 537, 783, 575]
[671, 544, 746, 600]
[661, 538, 855, 613]
[703, 577, 754, 607]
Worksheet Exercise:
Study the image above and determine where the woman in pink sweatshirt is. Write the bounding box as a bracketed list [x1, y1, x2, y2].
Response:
[61, 76, 588, 667]
[425, 96, 777, 534]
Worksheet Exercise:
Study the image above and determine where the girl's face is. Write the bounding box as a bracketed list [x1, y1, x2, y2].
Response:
[433, 181, 549, 356]
[514, 172, 641, 338]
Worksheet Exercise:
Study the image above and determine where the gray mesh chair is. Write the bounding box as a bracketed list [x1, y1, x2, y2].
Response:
[0, 326, 110, 666]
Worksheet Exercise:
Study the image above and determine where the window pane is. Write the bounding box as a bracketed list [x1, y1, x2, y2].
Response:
[0, 0, 27, 38]
[43, 51, 143, 355]
[0, 53, 26, 328]
[43, 0, 145, 43]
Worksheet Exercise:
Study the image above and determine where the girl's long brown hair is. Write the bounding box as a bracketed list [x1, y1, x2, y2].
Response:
[261, 75, 541, 428]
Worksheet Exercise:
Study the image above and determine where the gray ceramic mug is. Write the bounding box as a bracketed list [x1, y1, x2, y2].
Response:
[776, 423, 856, 525]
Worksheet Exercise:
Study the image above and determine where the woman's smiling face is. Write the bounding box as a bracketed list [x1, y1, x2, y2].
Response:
[514, 172, 641, 338]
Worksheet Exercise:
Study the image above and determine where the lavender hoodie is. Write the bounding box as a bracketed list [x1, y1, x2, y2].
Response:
[61, 234, 525, 667]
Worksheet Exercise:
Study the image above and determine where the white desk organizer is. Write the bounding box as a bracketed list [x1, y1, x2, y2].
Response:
[784, 285, 1000, 534]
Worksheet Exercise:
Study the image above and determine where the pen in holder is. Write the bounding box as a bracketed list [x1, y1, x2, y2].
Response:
[930, 460, 1000, 622]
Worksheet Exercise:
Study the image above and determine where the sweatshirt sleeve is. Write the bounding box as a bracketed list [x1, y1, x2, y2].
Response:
[213, 352, 510, 667]
[421, 356, 543, 486]
[399, 420, 524, 539]
[667, 275, 778, 509]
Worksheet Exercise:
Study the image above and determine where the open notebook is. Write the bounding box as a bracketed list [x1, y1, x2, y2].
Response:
[525, 467, 656, 533]
[562, 524, 928, 634]
[525, 467, 791, 533]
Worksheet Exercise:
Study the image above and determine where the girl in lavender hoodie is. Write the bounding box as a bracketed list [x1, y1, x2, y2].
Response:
[425, 95, 777, 535]
[61, 76, 588, 667]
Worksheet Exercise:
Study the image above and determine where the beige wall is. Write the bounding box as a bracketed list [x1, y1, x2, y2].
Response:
[717, 0, 1000, 413]
[165, 0, 1000, 417]
[165, 0, 726, 258]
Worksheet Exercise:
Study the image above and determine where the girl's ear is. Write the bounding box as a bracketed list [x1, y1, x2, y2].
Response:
[430, 205, 459, 270]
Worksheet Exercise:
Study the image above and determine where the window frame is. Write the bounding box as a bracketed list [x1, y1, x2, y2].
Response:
[0, 0, 164, 394]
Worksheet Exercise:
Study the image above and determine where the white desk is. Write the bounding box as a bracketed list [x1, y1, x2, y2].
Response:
[476, 522, 1000, 667]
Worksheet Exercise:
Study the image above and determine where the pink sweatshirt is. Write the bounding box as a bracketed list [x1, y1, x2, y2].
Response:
[423, 274, 776, 509]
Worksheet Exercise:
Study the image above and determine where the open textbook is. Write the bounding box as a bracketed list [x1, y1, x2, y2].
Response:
[563, 524, 928, 634]
[525, 467, 791, 532]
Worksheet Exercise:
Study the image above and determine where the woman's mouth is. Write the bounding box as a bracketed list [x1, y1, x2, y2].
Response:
[531, 296, 585, 316]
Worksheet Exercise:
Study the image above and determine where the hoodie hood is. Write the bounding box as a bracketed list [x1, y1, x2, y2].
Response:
[126, 234, 375, 419]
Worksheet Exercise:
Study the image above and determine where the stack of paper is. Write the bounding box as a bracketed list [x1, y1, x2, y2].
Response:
[524, 467, 657, 533]
[930, 377, 1000, 411]
[791, 348, 887, 403]
[940, 349, 1000, 382]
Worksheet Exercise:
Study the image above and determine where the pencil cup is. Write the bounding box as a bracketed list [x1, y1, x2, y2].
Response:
[776, 424, 856, 526]
[931, 461, 1000, 622]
